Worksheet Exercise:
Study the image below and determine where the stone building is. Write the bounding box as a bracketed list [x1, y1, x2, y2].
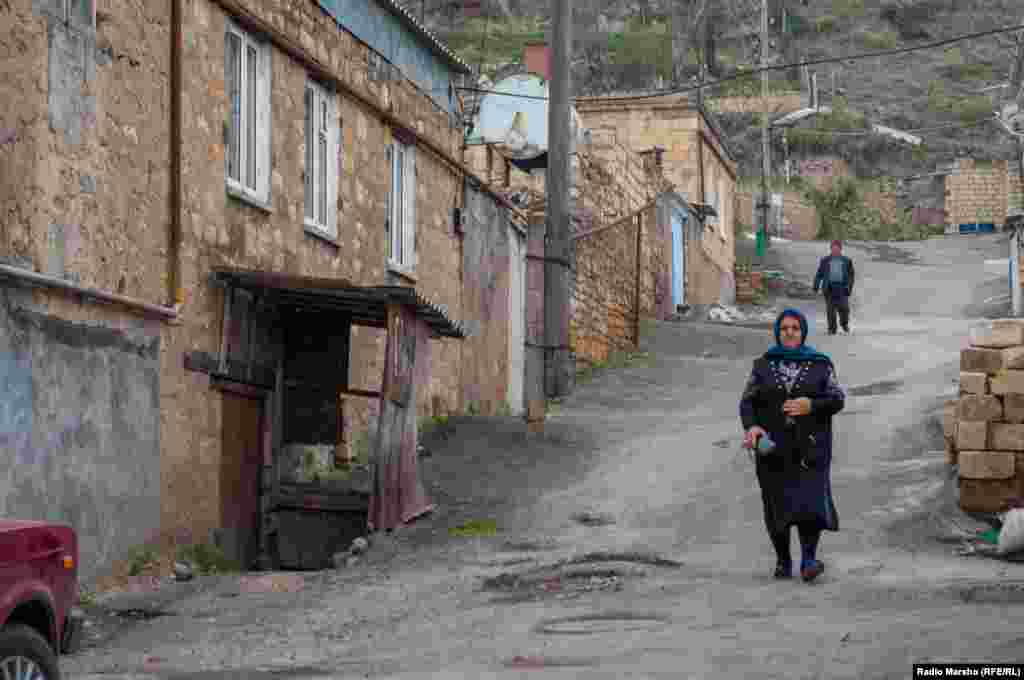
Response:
[0, 0, 528, 578]
[574, 93, 740, 306]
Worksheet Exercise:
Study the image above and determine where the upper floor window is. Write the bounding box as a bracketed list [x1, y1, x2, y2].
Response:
[226, 21, 271, 206]
[304, 79, 339, 238]
[386, 139, 417, 272]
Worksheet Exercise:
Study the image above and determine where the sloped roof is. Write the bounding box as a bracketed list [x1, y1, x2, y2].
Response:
[373, 0, 472, 74]
[213, 268, 467, 338]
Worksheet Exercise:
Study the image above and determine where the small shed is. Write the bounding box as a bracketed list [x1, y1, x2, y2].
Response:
[189, 269, 466, 569]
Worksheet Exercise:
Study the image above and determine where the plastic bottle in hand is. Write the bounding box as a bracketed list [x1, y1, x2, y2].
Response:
[756, 434, 776, 456]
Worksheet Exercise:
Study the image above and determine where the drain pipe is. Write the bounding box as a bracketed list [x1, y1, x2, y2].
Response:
[169, 0, 184, 311]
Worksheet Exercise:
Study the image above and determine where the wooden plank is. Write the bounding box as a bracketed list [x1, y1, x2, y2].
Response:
[342, 388, 383, 399]
[211, 377, 270, 399]
[219, 287, 232, 374]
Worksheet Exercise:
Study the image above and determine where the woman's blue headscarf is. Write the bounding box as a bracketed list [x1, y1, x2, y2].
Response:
[764, 308, 833, 364]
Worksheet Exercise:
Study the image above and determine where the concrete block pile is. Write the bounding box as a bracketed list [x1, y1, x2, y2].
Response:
[948, 319, 1024, 513]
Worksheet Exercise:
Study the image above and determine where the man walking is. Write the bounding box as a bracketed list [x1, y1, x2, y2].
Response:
[813, 240, 855, 335]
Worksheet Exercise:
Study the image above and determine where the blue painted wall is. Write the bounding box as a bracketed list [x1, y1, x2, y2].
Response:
[315, 0, 455, 113]
[0, 290, 161, 583]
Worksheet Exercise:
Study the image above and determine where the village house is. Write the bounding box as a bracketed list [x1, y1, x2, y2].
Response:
[572, 92, 740, 306]
[0, 0, 531, 578]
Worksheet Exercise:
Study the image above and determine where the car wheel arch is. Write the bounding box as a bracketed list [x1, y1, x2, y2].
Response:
[4, 596, 56, 649]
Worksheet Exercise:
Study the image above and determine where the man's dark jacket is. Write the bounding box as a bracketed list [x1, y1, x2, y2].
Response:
[813, 255, 855, 298]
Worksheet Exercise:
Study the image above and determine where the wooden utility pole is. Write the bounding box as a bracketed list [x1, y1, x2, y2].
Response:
[759, 0, 771, 246]
[544, 0, 572, 398]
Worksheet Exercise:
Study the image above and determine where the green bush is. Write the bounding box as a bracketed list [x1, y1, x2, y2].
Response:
[127, 546, 158, 576]
[950, 62, 994, 81]
[859, 30, 898, 50]
[176, 543, 239, 575]
[607, 21, 673, 80]
[816, 16, 838, 33]
[954, 96, 993, 124]
[806, 178, 931, 242]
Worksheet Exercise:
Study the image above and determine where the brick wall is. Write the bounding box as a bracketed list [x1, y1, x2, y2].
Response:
[945, 158, 1015, 227]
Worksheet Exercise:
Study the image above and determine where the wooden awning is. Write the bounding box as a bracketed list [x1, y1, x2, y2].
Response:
[212, 268, 467, 339]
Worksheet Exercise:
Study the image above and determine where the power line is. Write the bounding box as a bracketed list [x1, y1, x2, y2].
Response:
[456, 21, 1024, 102]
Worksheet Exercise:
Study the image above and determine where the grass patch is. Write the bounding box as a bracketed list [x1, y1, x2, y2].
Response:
[545, 399, 562, 416]
[176, 543, 240, 575]
[606, 20, 674, 80]
[78, 588, 97, 607]
[419, 414, 450, 436]
[832, 0, 866, 18]
[126, 546, 159, 576]
[713, 67, 801, 98]
[448, 519, 497, 537]
[859, 30, 898, 50]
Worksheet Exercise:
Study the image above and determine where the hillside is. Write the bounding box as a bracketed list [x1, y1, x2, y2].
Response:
[418, 0, 1024, 189]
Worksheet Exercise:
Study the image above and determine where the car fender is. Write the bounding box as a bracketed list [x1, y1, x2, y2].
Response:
[0, 579, 58, 645]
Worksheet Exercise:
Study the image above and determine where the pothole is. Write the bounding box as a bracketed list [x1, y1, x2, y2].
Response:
[570, 511, 616, 527]
[568, 551, 684, 568]
[112, 608, 170, 620]
[534, 611, 671, 635]
[847, 379, 905, 397]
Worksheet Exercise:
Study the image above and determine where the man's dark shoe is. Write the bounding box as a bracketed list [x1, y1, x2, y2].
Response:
[800, 560, 824, 583]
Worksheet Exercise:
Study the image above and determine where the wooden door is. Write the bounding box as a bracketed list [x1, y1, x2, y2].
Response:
[220, 392, 264, 568]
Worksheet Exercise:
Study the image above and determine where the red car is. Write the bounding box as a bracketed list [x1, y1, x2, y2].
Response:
[0, 520, 84, 680]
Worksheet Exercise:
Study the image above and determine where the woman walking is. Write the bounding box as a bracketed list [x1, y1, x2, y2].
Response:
[740, 309, 845, 582]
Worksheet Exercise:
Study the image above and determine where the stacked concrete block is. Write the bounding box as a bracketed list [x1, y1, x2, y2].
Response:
[953, 319, 1024, 513]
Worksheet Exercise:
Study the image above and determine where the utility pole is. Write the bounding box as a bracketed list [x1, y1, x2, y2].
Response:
[544, 0, 572, 399]
[758, 0, 771, 252]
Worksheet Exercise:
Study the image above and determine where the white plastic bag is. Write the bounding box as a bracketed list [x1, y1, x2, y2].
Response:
[997, 509, 1024, 556]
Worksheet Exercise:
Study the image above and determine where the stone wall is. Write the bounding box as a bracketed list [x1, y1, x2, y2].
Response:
[1, 0, 499, 571]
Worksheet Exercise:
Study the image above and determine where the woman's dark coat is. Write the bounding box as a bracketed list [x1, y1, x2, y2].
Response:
[740, 355, 845, 534]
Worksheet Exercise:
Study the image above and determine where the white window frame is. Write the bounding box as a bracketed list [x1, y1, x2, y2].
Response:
[386, 139, 417, 273]
[225, 20, 271, 207]
[304, 78, 339, 238]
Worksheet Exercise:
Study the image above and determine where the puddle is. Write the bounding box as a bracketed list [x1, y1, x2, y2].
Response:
[847, 380, 905, 396]
[534, 611, 671, 635]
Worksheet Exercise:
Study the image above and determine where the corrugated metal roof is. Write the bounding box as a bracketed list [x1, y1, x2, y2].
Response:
[214, 269, 467, 338]
[372, 0, 472, 74]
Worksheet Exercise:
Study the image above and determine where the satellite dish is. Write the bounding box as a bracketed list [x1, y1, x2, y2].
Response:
[472, 73, 586, 161]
